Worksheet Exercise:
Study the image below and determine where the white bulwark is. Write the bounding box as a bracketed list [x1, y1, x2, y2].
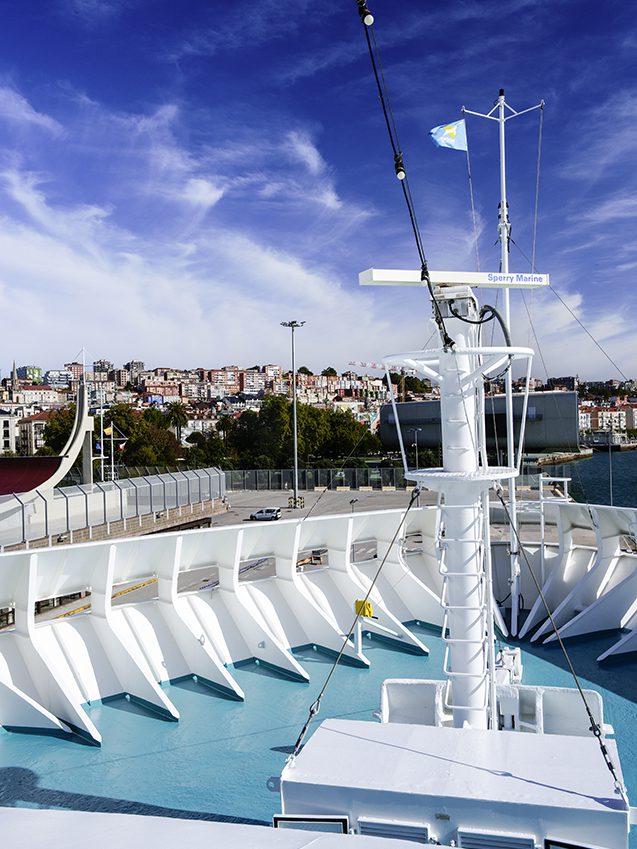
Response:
[359, 268, 549, 288]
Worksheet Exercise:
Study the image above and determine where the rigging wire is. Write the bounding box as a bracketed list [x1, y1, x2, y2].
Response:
[465, 122, 481, 271]
[359, 9, 454, 351]
[531, 103, 544, 274]
[546, 283, 630, 382]
[287, 485, 422, 762]
[299, 424, 382, 525]
[510, 239, 629, 382]
[519, 289, 592, 504]
[495, 489, 628, 804]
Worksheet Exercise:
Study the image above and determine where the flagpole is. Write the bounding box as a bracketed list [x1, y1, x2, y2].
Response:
[110, 425, 115, 481]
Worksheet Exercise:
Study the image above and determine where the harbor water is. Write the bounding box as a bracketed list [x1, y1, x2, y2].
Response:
[549, 449, 637, 508]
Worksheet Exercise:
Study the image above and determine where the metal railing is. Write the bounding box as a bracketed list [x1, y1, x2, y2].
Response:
[225, 467, 408, 492]
[223, 468, 549, 493]
[0, 467, 225, 550]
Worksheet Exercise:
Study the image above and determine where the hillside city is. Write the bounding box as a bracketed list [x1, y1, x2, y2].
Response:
[1, 358, 636, 462]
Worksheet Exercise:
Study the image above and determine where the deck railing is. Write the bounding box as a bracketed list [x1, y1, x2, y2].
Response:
[0, 467, 224, 550]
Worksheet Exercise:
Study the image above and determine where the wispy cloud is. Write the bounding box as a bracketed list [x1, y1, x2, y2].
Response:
[0, 87, 63, 136]
[560, 89, 637, 183]
[574, 195, 637, 226]
[0, 0, 634, 382]
[0, 90, 381, 372]
[513, 287, 634, 381]
[165, 0, 319, 62]
[61, 0, 128, 26]
[287, 131, 325, 176]
[1, 168, 112, 248]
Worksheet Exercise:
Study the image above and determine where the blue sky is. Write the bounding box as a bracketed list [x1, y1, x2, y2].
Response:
[0, 0, 635, 380]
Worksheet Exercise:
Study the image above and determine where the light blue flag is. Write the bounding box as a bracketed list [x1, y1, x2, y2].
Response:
[429, 119, 468, 152]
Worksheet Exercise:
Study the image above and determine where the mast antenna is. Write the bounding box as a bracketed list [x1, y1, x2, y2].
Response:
[462, 90, 544, 636]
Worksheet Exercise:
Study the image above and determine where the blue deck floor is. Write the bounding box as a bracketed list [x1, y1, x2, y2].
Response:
[0, 624, 635, 844]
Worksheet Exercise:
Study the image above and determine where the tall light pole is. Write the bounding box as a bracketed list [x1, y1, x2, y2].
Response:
[608, 422, 614, 507]
[408, 427, 422, 469]
[281, 320, 305, 508]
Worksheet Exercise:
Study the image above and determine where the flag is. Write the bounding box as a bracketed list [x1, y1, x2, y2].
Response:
[429, 119, 468, 151]
[95, 441, 102, 451]
[118, 442, 127, 452]
[104, 426, 113, 436]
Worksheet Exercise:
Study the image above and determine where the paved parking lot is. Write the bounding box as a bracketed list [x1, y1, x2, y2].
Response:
[213, 488, 436, 527]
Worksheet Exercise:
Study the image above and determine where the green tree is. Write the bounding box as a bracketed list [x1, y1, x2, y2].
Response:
[320, 408, 380, 460]
[142, 407, 168, 428]
[122, 423, 180, 466]
[216, 414, 236, 447]
[321, 366, 337, 377]
[164, 401, 189, 443]
[298, 366, 313, 375]
[224, 397, 381, 469]
[388, 372, 431, 394]
[105, 404, 140, 438]
[258, 395, 292, 465]
[186, 429, 226, 467]
[40, 405, 76, 454]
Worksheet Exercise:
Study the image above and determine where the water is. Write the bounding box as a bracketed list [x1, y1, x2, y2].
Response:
[0, 626, 635, 845]
[549, 449, 637, 508]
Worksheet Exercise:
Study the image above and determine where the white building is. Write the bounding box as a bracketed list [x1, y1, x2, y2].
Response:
[44, 369, 73, 388]
[18, 411, 52, 455]
[16, 385, 60, 405]
[0, 409, 20, 454]
[592, 407, 627, 431]
[578, 408, 592, 432]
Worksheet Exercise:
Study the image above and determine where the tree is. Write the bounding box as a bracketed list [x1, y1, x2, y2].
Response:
[105, 404, 140, 437]
[320, 408, 380, 460]
[121, 423, 180, 466]
[164, 401, 189, 443]
[223, 396, 381, 469]
[216, 414, 236, 447]
[321, 367, 337, 377]
[143, 407, 168, 428]
[186, 429, 226, 467]
[40, 405, 76, 454]
[389, 372, 431, 394]
[298, 366, 313, 376]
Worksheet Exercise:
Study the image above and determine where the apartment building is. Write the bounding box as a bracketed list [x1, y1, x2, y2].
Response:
[18, 411, 52, 455]
[0, 410, 19, 454]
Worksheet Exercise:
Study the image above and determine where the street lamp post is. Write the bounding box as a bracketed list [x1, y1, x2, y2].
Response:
[281, 320, 306, 508]
[408, 427, 422, 470]
[608, 424, 614, 507]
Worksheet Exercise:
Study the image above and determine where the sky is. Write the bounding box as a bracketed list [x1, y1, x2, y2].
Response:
[0, 0, 635, 381]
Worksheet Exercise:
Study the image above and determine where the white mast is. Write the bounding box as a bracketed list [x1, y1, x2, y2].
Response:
[382, 307, 533, 730]
[360, 92, 542, 729]
[463, 90, 543, 635]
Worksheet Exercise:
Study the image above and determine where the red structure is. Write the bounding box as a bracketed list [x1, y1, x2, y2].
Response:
[0, 457, 64, 497]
